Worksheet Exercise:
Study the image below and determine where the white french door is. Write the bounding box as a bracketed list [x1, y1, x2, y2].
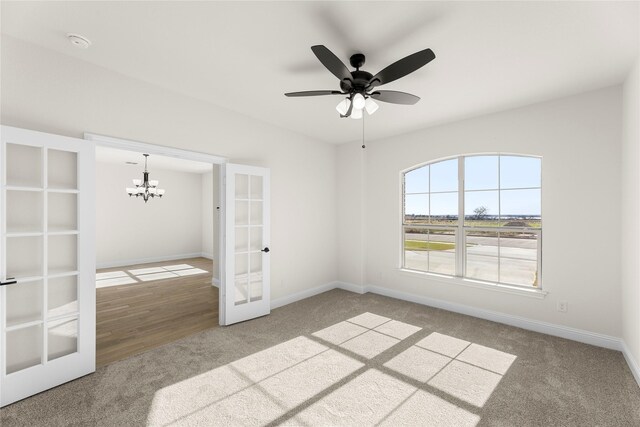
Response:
[0, 126, 95, 407]
[220, 164, 270, 326]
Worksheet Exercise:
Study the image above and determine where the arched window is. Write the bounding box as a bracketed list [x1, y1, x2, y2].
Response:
[402, 155, 542, 288]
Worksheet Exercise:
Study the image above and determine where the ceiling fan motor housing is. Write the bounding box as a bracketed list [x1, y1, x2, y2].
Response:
[340, 69, 374, 94]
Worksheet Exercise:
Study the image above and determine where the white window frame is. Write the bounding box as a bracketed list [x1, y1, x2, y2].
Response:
[401, 154, 543, 292]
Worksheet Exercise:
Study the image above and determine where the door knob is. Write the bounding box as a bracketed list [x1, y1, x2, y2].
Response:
[0, 278, 17, 286]
[261, 247, 270, 253]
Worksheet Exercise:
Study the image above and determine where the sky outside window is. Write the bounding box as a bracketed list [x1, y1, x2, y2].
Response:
[404, 156, 541, 221]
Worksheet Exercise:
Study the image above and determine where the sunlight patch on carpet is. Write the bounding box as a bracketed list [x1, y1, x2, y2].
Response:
[146, 315, 517, 426]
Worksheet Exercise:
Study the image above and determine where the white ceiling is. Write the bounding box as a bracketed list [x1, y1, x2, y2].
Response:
[1, 1, 638, 144]
[96, 146, 212, 174]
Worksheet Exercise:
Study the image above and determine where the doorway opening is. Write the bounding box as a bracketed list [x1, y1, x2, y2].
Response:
[90, 137, 223, 366]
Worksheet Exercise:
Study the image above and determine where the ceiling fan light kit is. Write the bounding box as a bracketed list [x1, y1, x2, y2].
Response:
[285, 45, 435, 119]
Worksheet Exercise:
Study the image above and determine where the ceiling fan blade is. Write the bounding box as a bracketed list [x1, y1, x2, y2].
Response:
[368, 48, 435, 89]
[369, 90, 420, 105]
[285, 90, 344, 97]
[311, 45, 353, 86]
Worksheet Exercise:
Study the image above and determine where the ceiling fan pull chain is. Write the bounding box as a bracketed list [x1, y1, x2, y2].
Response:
[362, 112, 366, 149]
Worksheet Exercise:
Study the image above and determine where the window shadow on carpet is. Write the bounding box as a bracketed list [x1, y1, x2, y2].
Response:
[146, 312, 516, 426]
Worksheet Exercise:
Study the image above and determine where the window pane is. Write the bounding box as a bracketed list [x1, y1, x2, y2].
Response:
[466, 230, 499, 257]
[500, 259, 538, 287]
[465, 156, 498, 190]
[430, 159, 457, 192]
[430, 192, 458, 225]
[466, 255, 499, 282]
[404, 228, 429, 272]
[465, 231, 499, 282]
[464, 190, 499, 226]
[404, 194, 429, 224]
[428, 229, 456, 275]
[500, 156, 541, 189]
[500, 189, 541, 224]
[404, 166, 429, 194]
[499, 230, 539, 286]
[499, 231, 538, 261]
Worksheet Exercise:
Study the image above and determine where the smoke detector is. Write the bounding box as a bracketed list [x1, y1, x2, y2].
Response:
[67, 33, 91, 49]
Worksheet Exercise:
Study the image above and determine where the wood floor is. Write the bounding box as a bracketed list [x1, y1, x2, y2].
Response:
[96, 257, 218, 366]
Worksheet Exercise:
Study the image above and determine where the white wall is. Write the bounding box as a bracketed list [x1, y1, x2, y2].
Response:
[1, 36, 338, 301]
[622, 58, 640, 373]
[337, 142, 365, 286]
[201, 167, 221, 282]
[95, 162, 204, 268]
[201, 170, 215, 259]
[338, 86, 623, 337]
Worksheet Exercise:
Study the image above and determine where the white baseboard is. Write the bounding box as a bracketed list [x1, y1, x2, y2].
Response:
[268, 281, 638, 388]
[621, 340, 640, 388]
[363, 283, 622, 351]
[96, 252, 205, 269]
[335, 281, 367, 294]
[212, 278, 220, 288]
[201, 252, 214, 260]
[270, 281, 372, 309]
[271, 282, 339, 309]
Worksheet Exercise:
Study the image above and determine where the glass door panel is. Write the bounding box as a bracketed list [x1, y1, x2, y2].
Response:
[47, 317, 78, 361]
[250, 202, 263, 226]
[250, 252, 263, 301]
[6, 280, 43, 327]
[6, 236, 43, 278]
[47, 149, 77, 190]
[235, 174, 249, 199]
[48, 275, 78, 317]
[6, 143, 42, 188]
[6, 325, 42, 374]
[234, 253, 249, 305]
[48, 193, 77, 232]
[6, 190, 43, 233]
[249, 227, 262, 251]
[48, 235, 78, 274]
[235, 201, 249, 225]
[250, 175, 263, 199]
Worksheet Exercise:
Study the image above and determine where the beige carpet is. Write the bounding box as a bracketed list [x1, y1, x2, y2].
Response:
[1, 289, 639, 426]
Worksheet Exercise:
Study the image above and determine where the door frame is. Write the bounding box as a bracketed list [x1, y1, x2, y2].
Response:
[84, 133, 230, 327]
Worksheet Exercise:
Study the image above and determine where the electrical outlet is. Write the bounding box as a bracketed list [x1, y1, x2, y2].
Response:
[557, 301, 568, 313]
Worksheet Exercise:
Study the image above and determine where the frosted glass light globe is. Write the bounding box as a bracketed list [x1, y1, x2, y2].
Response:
[352, 93, 366, 110]
[351, 108, 363, 119]
[365, 97, 379, 115]
[336, 99, 350, 115]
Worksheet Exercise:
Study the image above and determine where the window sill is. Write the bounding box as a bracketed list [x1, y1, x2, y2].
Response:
[397, 268, 548, 299]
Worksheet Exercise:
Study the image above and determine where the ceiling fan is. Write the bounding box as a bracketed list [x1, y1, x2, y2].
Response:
[285, 45, 435, 119]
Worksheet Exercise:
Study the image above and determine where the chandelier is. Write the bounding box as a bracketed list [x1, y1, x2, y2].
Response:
[125, 154, 165, 202]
